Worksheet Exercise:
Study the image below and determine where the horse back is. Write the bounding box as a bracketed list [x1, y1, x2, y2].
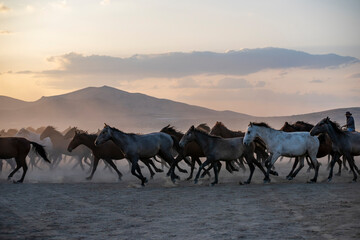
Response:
[0, 137, 31, 159]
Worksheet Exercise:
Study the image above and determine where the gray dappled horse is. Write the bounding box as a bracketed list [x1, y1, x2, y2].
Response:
[179, 125, 270, 186]
[310, 117, 360, 182]
[95, 124, 175, 186]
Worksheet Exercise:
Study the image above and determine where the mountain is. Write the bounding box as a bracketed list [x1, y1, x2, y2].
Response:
[0, 86, 358, 132]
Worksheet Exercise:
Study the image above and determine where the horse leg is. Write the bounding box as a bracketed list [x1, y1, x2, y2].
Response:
[186, 157, 197, 180]
[287, 157, 299, 180]
[7, 161, 21, 181]
[148, 158, 163, 173]
[244, 157, 255, 184]
[289, 157, 305, 180]
[141, 159, 156, 179]
[264, 153, 280, 183]
[194, 158, 213, 184]
[335, 156, 342, 176]
[342, 155, 349, 171]
[309, 156, 320, 183]
[86, 156, 99, 180]
[306, 156, 313, 172]
[104, 159, 122, 181]
[176, 162, 188, 174]
[328, 153, 340, 182]
[211, 161, 219, 186]
[345, 154, 357, 182]
[130, 158, 147, 186]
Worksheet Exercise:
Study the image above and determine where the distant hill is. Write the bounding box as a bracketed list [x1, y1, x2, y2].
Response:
[0, 86, 358, 132]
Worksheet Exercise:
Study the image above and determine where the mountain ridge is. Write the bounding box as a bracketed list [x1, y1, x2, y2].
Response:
[0, 86, 358, 132]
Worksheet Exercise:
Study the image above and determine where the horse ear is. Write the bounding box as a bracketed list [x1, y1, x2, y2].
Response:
[190, 125, 195, 130]
[325, 117, 330, 122]
[249, 122, 253, 126]
[104, 123, 108, 127]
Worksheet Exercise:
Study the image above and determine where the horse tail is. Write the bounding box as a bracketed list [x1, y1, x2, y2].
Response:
[30, 141, 51, 163]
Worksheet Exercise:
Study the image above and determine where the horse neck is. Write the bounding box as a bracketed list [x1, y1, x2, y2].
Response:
[324, 124, 343, 148]
[254, 127, 275, 147]
[193, 131, 213, 154]
[78, 135, 97, 150]
[46, 129, 66, 144]
[110, 130, 130, 150]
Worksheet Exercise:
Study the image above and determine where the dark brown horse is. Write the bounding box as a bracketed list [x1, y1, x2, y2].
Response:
[0, 137, 50, 183]
[40, 126, 91, 170]
[67, 131, 163, 180]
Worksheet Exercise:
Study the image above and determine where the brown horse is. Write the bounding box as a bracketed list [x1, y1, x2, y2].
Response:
[40, 126, 91, 170]
[67, 131, 163, 180]
[0, 137, 50, 183]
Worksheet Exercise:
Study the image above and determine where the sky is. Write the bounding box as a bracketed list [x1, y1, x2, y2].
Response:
[0, 0, 359, 116]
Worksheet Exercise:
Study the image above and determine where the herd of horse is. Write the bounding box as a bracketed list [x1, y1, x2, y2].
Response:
[0, 117, 359, 186]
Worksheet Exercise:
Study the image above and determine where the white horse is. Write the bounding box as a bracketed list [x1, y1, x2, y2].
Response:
[243, 122, 320, 183]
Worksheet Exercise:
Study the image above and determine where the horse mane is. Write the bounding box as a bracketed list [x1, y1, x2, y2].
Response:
[326, 118, 344, 135]
[196, 123, 211, 133]
[251, 122, 274, 129]
[161, 125, 183, 135]
[294, 121, 314, 128]
[108, 126, 139, 136]
[193, 127, 222, 139]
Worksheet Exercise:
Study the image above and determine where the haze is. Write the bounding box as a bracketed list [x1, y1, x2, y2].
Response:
[1, 0, 359, 116]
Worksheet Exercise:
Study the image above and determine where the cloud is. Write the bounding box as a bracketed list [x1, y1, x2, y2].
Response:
[348, 73, 360, 79]
[100, 0, 110, 5]
[309, 79, 323, 83]
[215, 78, 265, 89]
[40, 48, 359, 80]
[0, 3, 10, 12]
[0, 30, 11, 35]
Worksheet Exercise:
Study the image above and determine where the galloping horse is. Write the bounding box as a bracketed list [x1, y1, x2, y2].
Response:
[179, 126, 271, 185]
[210, 121, 269, 169]
[310, 117, 360, 182]
[68, 131, 163, 180]
[244, 122, 320, 183]
[0, 137, 50, 183]
[40, 126, 91, 170]
[95, 124, 175, 186]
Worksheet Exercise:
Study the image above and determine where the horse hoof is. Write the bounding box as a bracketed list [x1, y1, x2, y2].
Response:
[186, 177, 192, 181]
[85, 177, 92, 181]
[352, 179, 357, 183]
[244, 181, 250, 185]
[307, 179, 316, 183]
[194, 179, 198, 184]
[327, 178, 332, 182]
[286, 176, 293, 180]
[335, 173, 341, 177]
[263, 179, 271, 184]
[239, 181, 243, 185]
[273, 171, 279, 176]
[210, 182, 217, 186]
[13, 180, 22, 184]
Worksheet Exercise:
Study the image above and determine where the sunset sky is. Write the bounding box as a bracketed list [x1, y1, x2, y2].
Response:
[1, 0, 359, 116]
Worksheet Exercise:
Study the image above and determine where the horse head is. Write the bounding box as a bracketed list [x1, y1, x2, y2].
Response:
[94, 124, 112, 146]
[179, 125, 195, 148]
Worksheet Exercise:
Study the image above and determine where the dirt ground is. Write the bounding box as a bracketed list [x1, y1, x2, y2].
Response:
[0, 159, 359, 240]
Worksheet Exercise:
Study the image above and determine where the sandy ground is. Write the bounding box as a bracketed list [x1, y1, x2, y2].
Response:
[0, 158, 359, 240]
